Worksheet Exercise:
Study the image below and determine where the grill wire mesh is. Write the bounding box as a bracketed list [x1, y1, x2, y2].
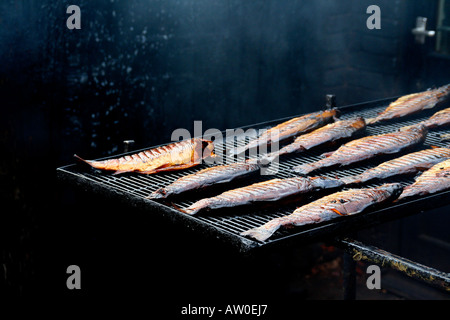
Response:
[59, 99, 450, 246]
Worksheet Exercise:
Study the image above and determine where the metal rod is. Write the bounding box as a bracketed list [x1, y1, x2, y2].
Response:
[123, 140, 135, 153]
[343, 251, 357, 300]
[326, 94, 336, 110]
[336, 238, 450, 292]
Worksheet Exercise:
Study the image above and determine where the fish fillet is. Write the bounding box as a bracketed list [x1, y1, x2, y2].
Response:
[183, 176, 344, 215]
[398, 158, 450, 200]
[147, 160, 260, 199]
[264, 117, 366, 162]
[241, 183, 403, 242]
[341, 147, 450, 185]
[292, 124, 428, 175]
[367, 84, 450, 125]
[230, 109, 338, 155]
[75, 138, 215, 175]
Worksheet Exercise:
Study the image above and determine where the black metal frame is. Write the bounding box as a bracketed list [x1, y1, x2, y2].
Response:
[336, 238, 450, 297]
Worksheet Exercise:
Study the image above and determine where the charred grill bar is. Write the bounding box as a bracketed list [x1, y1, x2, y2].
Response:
[57, 95, 450, 296]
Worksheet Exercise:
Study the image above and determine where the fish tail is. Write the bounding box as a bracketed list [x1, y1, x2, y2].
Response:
[183, 207, 199, 215]
[146, 189, 167, 200]
[340, 175, 361, 185]
[399, 124, 418, 131]
[183, 199, 210, 215]
[420, 119, 433, 129]
[240, 228, 274, 242]
[74, 154, 119, 171]
[396, 186, 413, 201]
[365, 117, 377, 125]
[241, 217, 287, 241]
[170, 202, 190, 214]
[74, 154, 90, 164]
[74, 154, 102, 169]
[261, 152, 279, 165]
[441, 133, 450, 142]
[240, 226, 279, 242]
[292, 163, 317, 175]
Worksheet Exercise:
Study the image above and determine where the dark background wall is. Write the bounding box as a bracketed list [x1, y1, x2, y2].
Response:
[1, 0, 421, 162]
[1, 0, 449, 300]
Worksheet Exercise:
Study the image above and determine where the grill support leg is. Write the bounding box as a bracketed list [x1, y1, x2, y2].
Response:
[343, 251, 357, 300]
[336, 237, 450, 295]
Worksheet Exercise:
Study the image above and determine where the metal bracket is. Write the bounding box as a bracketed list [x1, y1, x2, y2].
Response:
[123, 140, 135, 153]
[335, 238, 450, 298]
[326, 94, 336, 110]
[412, 17, 436, 45]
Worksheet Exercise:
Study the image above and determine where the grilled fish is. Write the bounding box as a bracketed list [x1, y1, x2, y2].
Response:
[421, 107, 450, 129]
[441, 133, 450, 141]
[75, 138, 215, 175]
[241, 183, 403, 242]
[292, 124, 428, 175]
[367, 84, 450, 125]
[147, 160, 260, 199]
[183, 176, 344, 215]
[230, 109, 339, 155]
[264, 117, 366, 162]
[397, 158, 450, 201]
[342, 147, 450, 185]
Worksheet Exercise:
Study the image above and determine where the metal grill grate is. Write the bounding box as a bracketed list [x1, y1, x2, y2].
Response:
[57, 97, 450, 251]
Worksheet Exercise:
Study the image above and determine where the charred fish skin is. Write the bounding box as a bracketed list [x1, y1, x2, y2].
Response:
[183, 176, 344, 215]
[367, 84, 450, 125]
[264, 117, 366, 162]
[147, 161, 261, 199]
[241, 183, 403, 242]
[75, 138, 215, 175]
[341, 147, 450, 185]
[230, 109, 339, 155]
[422, 107, 450, 129]
[292, 124, 428, 176]
[398, 158, 450, 201]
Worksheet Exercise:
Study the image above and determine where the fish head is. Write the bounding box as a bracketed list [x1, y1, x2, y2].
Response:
[310, 176, 344, 189]
[193, 139, 215, 162]
[375, 183, 404, 199]
[202, 139, 215, 157]
[399, 123, 428, 135]
[245, 157, 267, 170]
[354, 117, 367, 128]
[326, 108, 340, 120]
[438, 83, 450, 97]
[344, 117, 367, 133]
